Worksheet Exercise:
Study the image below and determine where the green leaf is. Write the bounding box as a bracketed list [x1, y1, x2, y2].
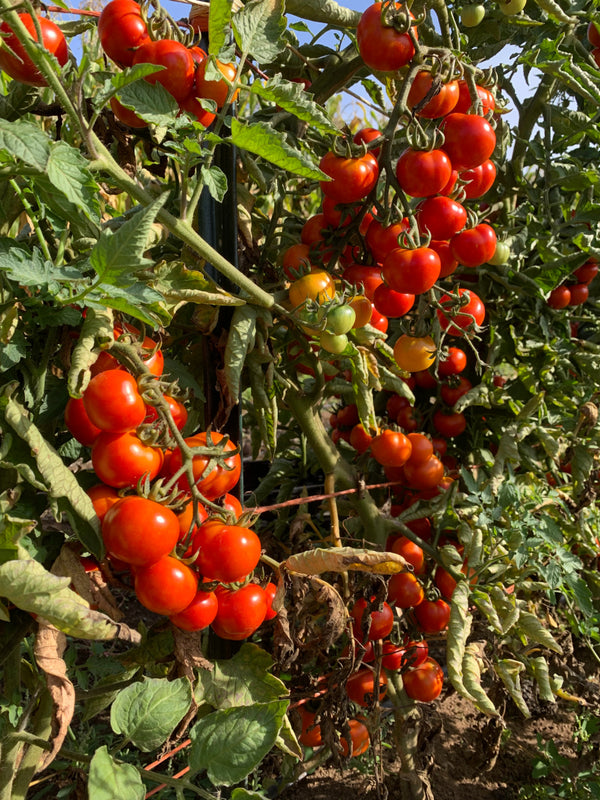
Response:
[92, 63, 171, 109]
[88, 746, 145, 800]
[472, 590, 504, 634]
[46, 141, 101, 222]
[150, 261, 244, 309]
[224, 306, 258, 401]
[0, 119, 50, 170]
[111, 677, 192, 752]
[251, 75, 337, 134]
[208, 0, 234, 57]
[114, 80, 179, 126]
[0, 239, 79, 290]
[232, 790, 269, 800]
[90, 195, 167, 286]
[189, 700, 288, 786]
[195, 644, 288, 709]
[232, 0, 287, 64]
[0, 559, 120, 639]
[489, 586, 520, 634]
[1, 386, 103, 557]
[564, 572, 593, 617]
[229, 119, 326, 180]
[247, 351, 277, 458]
[275, 712, 303, 760]
[285, 0, 361, 25]
[201, 164, 228, 203]
[82, 668, 139, 722]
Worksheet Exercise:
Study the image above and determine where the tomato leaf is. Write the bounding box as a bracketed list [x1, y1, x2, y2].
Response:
[462, 643, 498, 716]
[208, 0, 233, 57]
[446, 582, 475, 701]
[201, 164, 228, 203]
[286, 0, 361, 25]
[232, 0, 286, 65]
[251, 75, 338, 135]
[275, 713, 303, 760]
[530, 655, 556, 703]
[113, 80, 179, 127]
[489, 586, 520, 634]
[111, 677, 193, 752]
[88, 746, 145, 800]
[67, 306, 114, 397]
[188, 700, 289, 786]
[229, 119, 327, 180]
[1, 386, 103, 557]
[517, 610, 563, 654]
[472, 589, 504, 635]
[284, 547, 409, 575]
[0, 239, 79, 290]
[247, 350, 277, 458]
[494, 658, 531, 718]
[0, 118, 49, 170]
[196, 643, 287, 709]
[231, 789, 270, 800]
[44, 141, 101, 222]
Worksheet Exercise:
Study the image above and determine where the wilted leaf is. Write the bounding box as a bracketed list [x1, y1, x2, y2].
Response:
[284, 547, 409, 575]
[495, 659, 530, 718]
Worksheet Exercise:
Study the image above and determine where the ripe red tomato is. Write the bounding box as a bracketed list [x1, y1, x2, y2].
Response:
[588, 20, 600, 47]
[403, 657, 444, 702]
[391, 536, 425, 574]
[281, 243, 313, 280]
[547, 285, 571, 309]
[407, 71, 459, 118]
[402, 455, 445, 490]
[438, 347, 467, 376]
[441, 113, 496, 170]
[406, 433, 434, 464]
[461, 160, 497, 199]
[168, 431, 241, 500]
[102, 495, 179, 566]
[417, 196, 467, 241]
[337, 404, 360, 428]
[135, 556, 198, 616]
[322, 196, 374, 234]
[387, 571, 424, 608]
[83, 370, 145, 433]
[369, 307, 389, 333]
[90, 324, 164, 377]
[414, 598, 450, 633]
[144, 395, 188, 431]
[351, 597, 395, 640]
[65, 397, 101, 446]
[453, 81, 495, 115]
[193, 523, 262, 583]
[133, 39, 195, 104]
[574, 260, 598, 284]
[342, 264, 383, 300]
[396, 149, 453, 198]
[319, 151, 379, 204]
[437, 289, 485, 335]
[0, 14, 68, 86]
[98, 0, 149, 68]
[211, 583, 267, 640]
[346, 668, 388, 707]
[440, 377, 472, 407]
[340, 718, 370, 757]
[169, 589, 218, 631]
[365, 219, 409, 262]
[370, 429, 413, 468]
[429, 240, 459, 279]
[433, 409, 467, 437]
[87, 484, 121, 522]
[382, 246, 441, 295]
[110, 96, 146, 128]
[264, 581, 278, 621]
[353, 126, 382, 156]
[451, 223, 497, 268]
[301, 214, 328, 247]
[382, 638, 428, 670]
[192, 52, 238, 108]
[373, 284, 414, 318]
[92, 431, 163, 488]
[356, 2, 417, 71]
[298, 709, 323, 748]
[350, 423, 373, 454]
[569, 283, 589, 305]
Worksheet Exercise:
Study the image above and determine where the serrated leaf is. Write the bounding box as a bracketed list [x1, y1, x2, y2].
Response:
[195, 644, 287, 709]
[114, 80, 178, 126]
[0, 239, 74, 289]
[0, 118, 49, 170]
[90, 195, 167, 286]
[251, 75, 337, 134]
[1, 387, 102, 556]
[0, 559, 120, 639]
[92, 63, 169, 109]
[517, 610, 563, 654]
[208, 0, 234, 56]
[189, 700, 288, 786]
[229, 119, 326, 179]
[111, 677, 192, 751]
[232, 0, 286, 64]
[88, 746, 145, 800]
[489, 586, 520, 634]
[46, 141, 101, 222]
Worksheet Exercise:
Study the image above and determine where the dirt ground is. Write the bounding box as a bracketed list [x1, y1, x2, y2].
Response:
[279, 640, 600, 800]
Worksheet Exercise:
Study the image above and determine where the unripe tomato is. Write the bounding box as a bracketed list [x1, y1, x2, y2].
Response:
[0, 14, 68, 86]
[327, 305, 356, 335]
[320, 331, 348, 354]
[461, 4, 485, 26]
[349, 295, 374, 328]
[289, 269, 335, 307]
[498, 0, 527, 15]
[489, 241, 511, 266]
[393, 335, 436, 373]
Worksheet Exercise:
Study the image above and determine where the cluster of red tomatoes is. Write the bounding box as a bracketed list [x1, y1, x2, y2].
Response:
[98, 0, 236, 128]
[65, 323, 276, 638]
[547, 258, 598, 309]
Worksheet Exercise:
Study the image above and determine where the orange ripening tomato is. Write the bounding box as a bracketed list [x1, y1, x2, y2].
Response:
[393, 335, 436, 373]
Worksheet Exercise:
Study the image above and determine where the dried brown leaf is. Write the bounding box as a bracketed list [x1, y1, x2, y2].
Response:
[52, 544, 124, 621]
[284, 547, 409, 576]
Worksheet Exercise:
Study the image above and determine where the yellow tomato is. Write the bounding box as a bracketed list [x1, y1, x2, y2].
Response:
[393, 334, 436, 373]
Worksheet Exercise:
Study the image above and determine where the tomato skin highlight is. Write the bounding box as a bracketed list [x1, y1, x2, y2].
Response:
[0, 14, 68, 86]
[134, 556, 198, 616]
[102, 496, 180, 566]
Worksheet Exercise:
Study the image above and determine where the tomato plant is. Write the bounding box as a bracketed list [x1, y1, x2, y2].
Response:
[83, 369, 145, 433]
[387, 571, 424, 608]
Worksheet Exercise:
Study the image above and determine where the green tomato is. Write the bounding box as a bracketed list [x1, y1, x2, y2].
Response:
[499, 0, 526, 15]
[461, 4, 486, 26]
[488, 242, 511, 265]
[320, 331, 349, 354]
[326, 304, 356, 335]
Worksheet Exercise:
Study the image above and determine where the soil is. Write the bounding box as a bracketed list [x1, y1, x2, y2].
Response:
[279, 641, 600, 800]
